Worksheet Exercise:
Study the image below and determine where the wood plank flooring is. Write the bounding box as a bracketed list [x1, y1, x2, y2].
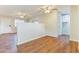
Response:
[17, 35, 78, 53]
[0, 33, 17, 53]
[0, 33, 78, 53]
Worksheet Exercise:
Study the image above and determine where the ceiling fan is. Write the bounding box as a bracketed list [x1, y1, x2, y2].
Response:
[39, 5, 57, 14]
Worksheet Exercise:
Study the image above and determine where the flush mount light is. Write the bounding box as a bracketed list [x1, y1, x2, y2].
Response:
[15, 12, 26, 18]
[19, 15, 25, 18]
[17, 12, 26, 16]
[16, 12, 31, 19]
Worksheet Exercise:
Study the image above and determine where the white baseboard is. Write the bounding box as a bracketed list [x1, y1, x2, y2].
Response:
[46, 34, 58, 37]
[17, 34, 46, 45]
[70, 39, 78, 42]
[17, 34, 58, 45]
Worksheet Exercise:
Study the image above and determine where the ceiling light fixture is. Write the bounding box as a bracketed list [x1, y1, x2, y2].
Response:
[40, 5, 57, 14]
[16, 12, 29, 19]
[19, 15, 25, 18]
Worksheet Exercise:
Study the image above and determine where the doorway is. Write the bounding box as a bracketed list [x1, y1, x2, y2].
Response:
[58, 13, 70, 36]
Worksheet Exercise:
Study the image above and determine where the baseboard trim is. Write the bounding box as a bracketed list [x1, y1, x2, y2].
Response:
[70, 39, 79, 42]
[46, 34, 58, 37]
[17, 34, 58, 45]
[17, 35, 46, 45]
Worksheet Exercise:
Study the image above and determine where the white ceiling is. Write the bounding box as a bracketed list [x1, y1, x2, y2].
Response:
[0, 5, 43, 17]
[0, 5, 70, 19]
[57, 5, 70, 14]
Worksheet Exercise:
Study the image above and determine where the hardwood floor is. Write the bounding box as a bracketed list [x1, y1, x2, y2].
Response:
[0, 33, 17, 53]
[17, 35, 78, 53]
[0, 33, 78, 53]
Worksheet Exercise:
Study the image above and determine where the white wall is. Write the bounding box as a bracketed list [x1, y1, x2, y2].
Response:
[78, 6, 79, 42]
[16, 11, 58, 44]
[43, 12, 58, 37]
[70, 6, 78, 42]
[16, 22, 45, 45]
[34, 11, 58, 37]
[0, 17, 16, 34]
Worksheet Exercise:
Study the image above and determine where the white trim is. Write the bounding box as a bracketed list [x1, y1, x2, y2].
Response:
[17, 35, 46, 45]
[70, 39, 78, 42]
[46, 34, 58, 37]
[17, 34, 58, 45]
